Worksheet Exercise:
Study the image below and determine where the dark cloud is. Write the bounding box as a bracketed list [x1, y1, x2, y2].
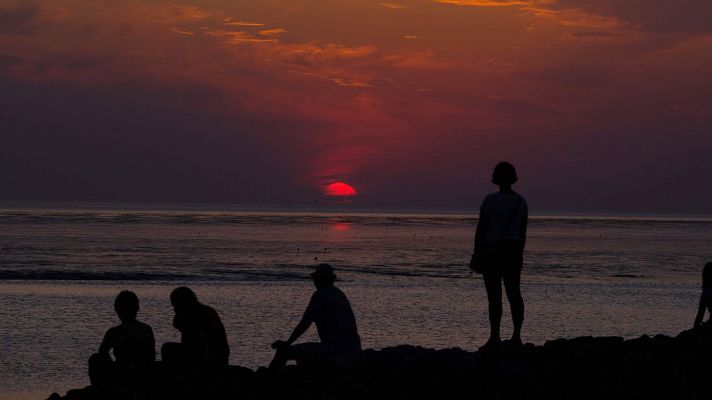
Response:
[553, 0, 712, 35]
[487, 96, 558, 116]
[33, 52, 113, 74]
[570, 31, 629, 38]
[0, 2, 40, 34]
[0, 53, 23, 69]
[0, 77, 320, 204]
[522, 63, 620, 88]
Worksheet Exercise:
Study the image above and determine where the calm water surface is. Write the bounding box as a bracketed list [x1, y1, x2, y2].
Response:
[0, 205, 710, 399]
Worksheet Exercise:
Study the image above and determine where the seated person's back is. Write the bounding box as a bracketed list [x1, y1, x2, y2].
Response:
[103, 319, 155, 367]
[306, 285, 361, 352]
[89, 290, 155, 385]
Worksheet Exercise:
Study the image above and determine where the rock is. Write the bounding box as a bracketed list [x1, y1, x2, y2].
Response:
[51, 329, 712, 400]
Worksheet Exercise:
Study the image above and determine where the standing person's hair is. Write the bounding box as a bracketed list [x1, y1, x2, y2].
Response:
[492, 162, 518, 185]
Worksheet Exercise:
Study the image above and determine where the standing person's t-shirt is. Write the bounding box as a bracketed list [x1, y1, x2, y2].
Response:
[480, 192, 528, 244]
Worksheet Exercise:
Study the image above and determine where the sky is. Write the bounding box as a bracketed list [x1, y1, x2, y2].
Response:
[1, 0, 711, 212]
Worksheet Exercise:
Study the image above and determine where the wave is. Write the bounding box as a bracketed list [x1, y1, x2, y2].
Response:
[0, 263, 467, 282]
[0, 270, 194, 281]
[2, 209, 711, 230]
[0, 210, 474, 227]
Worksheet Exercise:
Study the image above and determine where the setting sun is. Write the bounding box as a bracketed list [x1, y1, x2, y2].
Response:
[325, 182, 357, 197]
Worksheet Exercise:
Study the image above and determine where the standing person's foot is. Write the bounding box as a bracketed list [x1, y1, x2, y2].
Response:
[480, 337, 502, 350]
[508, 335, 523, 347]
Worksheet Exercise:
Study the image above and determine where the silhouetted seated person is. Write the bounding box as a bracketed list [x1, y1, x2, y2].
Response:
[693, 262, 712, 329]
[88, 290, 155, 386]
[161, 287, 230, 370]
[270, 264, 361, 369]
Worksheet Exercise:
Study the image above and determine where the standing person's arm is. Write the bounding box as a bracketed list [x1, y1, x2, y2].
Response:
[474, 208, 487, 251]
[520, 206, 528, 251]
[470, 208, 488, 270]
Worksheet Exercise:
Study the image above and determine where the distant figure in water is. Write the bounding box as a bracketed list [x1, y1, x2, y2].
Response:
[693, 262, 712, 328]
[88, 290, 155, 386]
[470, 161, 528, 348]
[270, 264, 361, 368]
[162, 287, 230, 369]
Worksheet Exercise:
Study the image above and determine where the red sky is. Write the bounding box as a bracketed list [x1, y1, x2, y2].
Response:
[1, 1, 711, 212]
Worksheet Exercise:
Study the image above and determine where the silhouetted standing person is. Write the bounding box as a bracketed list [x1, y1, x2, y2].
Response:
[693, 262, 712, 328]
[270, 264, 361, 368]
[470, 162, 528, 347]
[88, 290, 155, 386]
[162, 287, 230, 369]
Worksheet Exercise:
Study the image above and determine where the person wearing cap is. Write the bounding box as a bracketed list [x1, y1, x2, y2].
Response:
[269, 263, 361, 368]
[88, 290, 155, 386]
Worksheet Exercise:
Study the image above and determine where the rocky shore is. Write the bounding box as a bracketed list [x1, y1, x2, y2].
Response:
[49, 326, 712, 400]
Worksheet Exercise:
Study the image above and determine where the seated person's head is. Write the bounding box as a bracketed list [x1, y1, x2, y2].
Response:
[311, 264, 337, 288]
[170, 286, 198, 313]
[114, 290, 140, 322]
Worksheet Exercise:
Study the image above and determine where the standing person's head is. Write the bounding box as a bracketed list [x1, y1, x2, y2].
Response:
[703, 262, 712, 288]
[492, 162, 518, 187]
[114, 290, 140, 322]
[311, 264, 337, 288]
[170, 286, 199, 314]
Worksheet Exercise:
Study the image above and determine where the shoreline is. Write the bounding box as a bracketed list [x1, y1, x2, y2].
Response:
[49, 326, 712, 400]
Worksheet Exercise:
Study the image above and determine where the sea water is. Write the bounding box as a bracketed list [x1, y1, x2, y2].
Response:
[1, 204, 710, 399]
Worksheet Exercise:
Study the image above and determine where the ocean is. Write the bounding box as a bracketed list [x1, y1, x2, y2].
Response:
[1, 203, 710, 399]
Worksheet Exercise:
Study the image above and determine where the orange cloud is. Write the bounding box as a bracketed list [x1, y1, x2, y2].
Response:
[379, 2, 407, 9]
[287, 70, 374, 88]
[434, 0, 536, 6]
[170, 27, 195, 36]
[260, 28, 287, 36]
[383, 49, 450, 69]
[222, 19, 265, 27]
[205, 30, 279, 44]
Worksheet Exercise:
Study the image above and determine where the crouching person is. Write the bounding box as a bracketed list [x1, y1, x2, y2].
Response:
[89, 290, 155, 386]
[270, 264, 361, 368]
[162, 287, 230, 370]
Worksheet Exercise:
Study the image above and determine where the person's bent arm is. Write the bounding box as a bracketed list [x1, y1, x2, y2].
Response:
[272, 318, 312, 349]
[694, 296, 706, 328]
[148, 327, 157, 362]
[97, 328, 114, 356]
[272, 296, 317, 349]
[287, 317, 312, 345]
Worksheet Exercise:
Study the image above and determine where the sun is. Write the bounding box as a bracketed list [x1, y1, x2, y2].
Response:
[325, 182, 357, 197]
